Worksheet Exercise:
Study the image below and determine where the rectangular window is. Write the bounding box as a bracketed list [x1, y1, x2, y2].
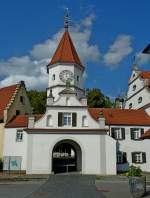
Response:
[16, 110, 20, 116]
[58, 112, 77, 127]
[132, 152, 146, 164]
[63, 113, 72, 126]
[111, 128, 125, 140]
[131, 128, 144, 140]
[16, 130, 23, 142]
[117, 152, 127, 164]
[20, 96, 25, 104]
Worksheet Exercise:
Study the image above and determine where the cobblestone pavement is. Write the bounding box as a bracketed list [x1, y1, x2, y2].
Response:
[24, 175, 106, 198]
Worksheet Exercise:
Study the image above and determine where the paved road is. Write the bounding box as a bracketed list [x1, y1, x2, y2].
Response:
[0, 181, 43, 198]
[24, 175, 106, 198]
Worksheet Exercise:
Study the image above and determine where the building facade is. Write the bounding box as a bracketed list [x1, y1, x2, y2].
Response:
[3, 28, 116, 175]
[0, 81, 32, 158]
[3, 18, 150, 175]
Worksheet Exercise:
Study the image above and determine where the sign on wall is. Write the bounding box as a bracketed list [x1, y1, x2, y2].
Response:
[3, 156, 22, 171]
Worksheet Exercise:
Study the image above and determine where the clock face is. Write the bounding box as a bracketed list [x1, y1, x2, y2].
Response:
[59, 70, 74, 83]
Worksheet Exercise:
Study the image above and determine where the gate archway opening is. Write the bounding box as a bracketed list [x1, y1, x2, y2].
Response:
[52, 139, 82, 174]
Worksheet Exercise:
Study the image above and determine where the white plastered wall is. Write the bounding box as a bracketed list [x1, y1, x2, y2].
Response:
[26, 132, 116, 175]
[110, 125, 150, 172]
[3, 128, 28, 170]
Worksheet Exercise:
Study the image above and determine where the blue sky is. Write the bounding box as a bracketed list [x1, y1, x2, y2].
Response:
[0, 0, 150, 99]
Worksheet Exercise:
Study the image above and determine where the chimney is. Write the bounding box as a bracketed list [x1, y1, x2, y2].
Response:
[114, 98, 124, 109]
[28, 116, 35, 128]
[98, 110, 105, 128]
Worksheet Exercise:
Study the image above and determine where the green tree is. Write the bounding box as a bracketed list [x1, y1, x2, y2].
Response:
[86, 88, 112, 108]
[27, 90, 46, 114]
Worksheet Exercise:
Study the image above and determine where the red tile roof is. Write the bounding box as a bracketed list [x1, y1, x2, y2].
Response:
[5, 114, 43, 128]
[0, 84, 18, 120]
[88, 108, 150, 126]
[48, 31, 83, 68]
[139, 71, 150, 87]
[140, 71, 150, 79]
[141, 129, 150, 139]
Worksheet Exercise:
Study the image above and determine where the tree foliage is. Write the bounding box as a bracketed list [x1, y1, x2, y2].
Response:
[86, 88, 112, 108]
[27, 90, 46, 114]
[27, 88, 112, 114]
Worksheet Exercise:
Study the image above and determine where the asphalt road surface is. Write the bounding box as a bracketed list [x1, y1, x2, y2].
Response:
[0, 175, 150, 198]
[24, 175, 105, 198]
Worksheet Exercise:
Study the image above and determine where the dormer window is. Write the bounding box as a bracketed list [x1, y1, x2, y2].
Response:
[52, 74, 55, 81]
[138, 97, 142, 104]
[132, 85, 136, 91]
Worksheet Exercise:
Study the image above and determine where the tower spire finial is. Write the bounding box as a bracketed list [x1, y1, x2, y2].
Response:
[64, 8, 69, 31]
[132, 55, 139, 71]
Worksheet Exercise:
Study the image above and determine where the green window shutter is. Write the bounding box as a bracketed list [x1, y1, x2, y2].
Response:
[72, 113, 77, 127]
[141, 128, 144, 136]
[131, 128, 134, 140]
[121, 128, 125, 140]
[58, 112, 63, 127]
[123, 152, 127, 163]
[132, 152, 136, 163]
[111, 128, 115, 139]
[142, 152, 146, 163]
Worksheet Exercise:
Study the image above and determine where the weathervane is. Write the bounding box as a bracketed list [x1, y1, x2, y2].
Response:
[64, 8, 70, 31]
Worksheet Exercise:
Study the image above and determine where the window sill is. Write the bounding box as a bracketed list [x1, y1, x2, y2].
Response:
[133, 162, 145, 164]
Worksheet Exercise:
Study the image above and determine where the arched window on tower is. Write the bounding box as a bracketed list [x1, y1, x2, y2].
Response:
[82, 115, 88, 127]
[52, 74, 55, 81]
[47, 115, 53, 126]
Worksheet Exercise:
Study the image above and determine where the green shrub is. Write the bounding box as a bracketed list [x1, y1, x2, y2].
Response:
[0, 159, 3, 170]
[128, 165, 142, 177]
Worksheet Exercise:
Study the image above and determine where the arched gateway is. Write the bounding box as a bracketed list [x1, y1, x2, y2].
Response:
[52, 139, 82, 174]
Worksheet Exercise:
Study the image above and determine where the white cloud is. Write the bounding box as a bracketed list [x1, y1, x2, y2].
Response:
[136, 52, 150, 65]
[0, 14, 101, 90]
[81, 13, 95, 28]
[103, 35, 133, 68]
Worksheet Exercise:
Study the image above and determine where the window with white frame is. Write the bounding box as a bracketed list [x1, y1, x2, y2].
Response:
[63, 113, 72, 126]
[16, 130, 23, 142]
[131, 128, 144, 140]
[58, 112, 77, 127]
[111, 128, 125, 140]
[47, 115, 53, 126]
[132, 152, 146, 164]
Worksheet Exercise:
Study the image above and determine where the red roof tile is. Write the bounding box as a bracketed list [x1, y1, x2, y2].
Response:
[0, 84, 18, 120]
[141, 129, 150, 139]
[48, 31, 83, 67]
[140, 71, 150, 79]
[88, 108, 150, 126]
[5, 114, 43, 128]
